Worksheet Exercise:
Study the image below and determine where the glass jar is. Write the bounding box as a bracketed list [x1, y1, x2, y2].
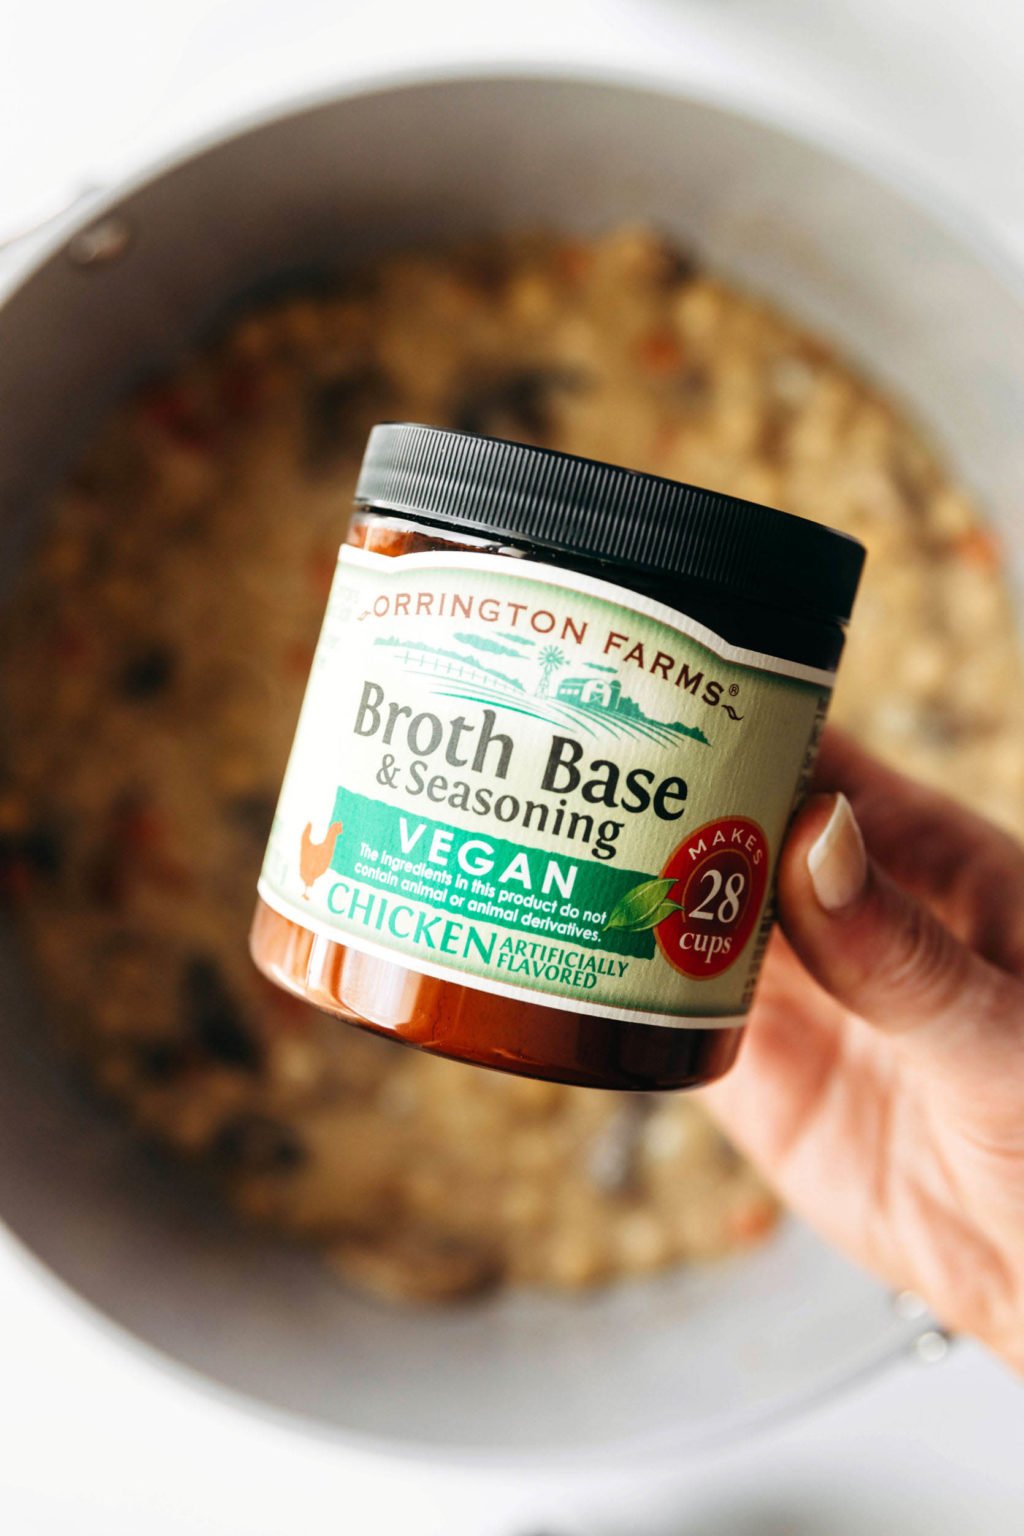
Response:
[251, 424, 864, 1089]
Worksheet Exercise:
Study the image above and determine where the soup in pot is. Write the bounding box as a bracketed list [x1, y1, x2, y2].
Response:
[2, 229, 1021, 1301]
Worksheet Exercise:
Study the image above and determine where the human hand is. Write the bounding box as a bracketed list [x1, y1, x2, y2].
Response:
[704, 728, 1024, 1369]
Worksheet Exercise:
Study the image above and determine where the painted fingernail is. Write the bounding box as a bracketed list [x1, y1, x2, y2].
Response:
[807, 793, 867, 913]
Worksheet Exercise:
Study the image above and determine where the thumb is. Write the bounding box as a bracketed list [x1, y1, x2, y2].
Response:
[778, 793, 1022, 1108]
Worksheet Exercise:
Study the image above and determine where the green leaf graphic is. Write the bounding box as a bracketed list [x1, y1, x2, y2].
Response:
[630, 898, 685, 931]
[604, 877, 682, 932]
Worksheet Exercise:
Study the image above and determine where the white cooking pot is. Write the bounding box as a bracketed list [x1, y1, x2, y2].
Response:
[1, 70, 1021, 1464]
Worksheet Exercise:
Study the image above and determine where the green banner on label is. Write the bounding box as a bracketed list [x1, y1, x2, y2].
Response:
[328, 786, 659, 958]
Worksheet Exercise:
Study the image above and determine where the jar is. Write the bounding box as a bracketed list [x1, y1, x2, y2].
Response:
[251, 424, 864, 1089]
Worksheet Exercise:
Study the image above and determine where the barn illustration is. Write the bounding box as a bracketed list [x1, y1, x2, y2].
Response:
[556, 675, 622, 709]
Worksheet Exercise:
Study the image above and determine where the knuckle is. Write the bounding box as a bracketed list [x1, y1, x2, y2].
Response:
[876, 895, 970, 1017]
[966, 856, 1024, 979]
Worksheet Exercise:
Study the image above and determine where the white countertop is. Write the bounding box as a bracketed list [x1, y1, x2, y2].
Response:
[1, 3, 1021, 1530]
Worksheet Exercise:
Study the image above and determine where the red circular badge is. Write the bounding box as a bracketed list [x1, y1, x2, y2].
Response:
[655, 816, 770, 980]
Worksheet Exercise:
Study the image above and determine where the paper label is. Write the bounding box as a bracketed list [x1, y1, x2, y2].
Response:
[259, 542, 832, 1028]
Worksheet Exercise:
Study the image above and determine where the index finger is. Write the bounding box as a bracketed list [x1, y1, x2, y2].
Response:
[812, 727, 1024, 976]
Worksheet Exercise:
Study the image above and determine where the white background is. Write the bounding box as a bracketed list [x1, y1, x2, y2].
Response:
[1, 3, 1022, 1531]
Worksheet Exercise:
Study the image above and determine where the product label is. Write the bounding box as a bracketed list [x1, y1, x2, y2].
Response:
[259, 542, 832, 1027]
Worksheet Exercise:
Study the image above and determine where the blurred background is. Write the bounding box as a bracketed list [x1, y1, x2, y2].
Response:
[1, 3, 1022, 1533]
[5, 0, 1024, 253]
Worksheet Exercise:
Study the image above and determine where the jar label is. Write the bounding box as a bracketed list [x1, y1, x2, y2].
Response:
[258, 543, 832, 1027]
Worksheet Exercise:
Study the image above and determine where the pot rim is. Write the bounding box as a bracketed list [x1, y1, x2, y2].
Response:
[0, 1207, 939, 1471]
[3, 58, 1024, 319]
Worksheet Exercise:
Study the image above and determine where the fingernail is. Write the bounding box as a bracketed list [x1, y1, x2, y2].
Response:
[807, 793, 867, 913]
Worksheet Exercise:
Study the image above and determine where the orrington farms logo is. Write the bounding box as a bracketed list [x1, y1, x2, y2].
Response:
[357, 579, 742, 743]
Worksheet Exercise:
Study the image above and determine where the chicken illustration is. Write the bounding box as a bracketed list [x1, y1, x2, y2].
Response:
[298, 819, 344, 898]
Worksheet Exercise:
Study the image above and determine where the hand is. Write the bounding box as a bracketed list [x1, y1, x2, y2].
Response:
[704, 728, 1024, 1370]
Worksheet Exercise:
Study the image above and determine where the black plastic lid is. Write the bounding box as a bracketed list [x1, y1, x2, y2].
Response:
[355, 424, 866, 623]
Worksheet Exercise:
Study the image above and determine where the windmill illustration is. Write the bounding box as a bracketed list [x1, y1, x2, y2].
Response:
[536, 645, 567, 697]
